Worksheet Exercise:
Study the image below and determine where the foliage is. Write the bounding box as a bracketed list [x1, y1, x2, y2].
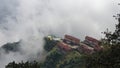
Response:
[5, 61, 42, 68]
[56, 51, 85, 68]
[43, 46, 87, 68]
[43, 47, 63, 68]
[103, 14, 120, 44]
[44, 37, 58, 52]
[85, 44, 120, 68]
[86, 14, 120, 68]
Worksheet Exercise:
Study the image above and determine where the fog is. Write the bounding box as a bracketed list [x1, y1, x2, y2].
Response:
[0, 0, 119, 68]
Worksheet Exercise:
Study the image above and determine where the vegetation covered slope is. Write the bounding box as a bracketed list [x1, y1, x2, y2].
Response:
[5, 36, 120, 68]
[5, 14, 120, 68]
[85, 44, 120, 68]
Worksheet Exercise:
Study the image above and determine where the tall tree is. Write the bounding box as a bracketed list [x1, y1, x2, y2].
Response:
[104, 14, 120, 44]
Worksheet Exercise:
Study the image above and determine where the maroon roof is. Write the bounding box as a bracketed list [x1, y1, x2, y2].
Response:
[64, 35, 80, 44]
[93, 45, 103, 51]
[85, 36, 100, 45]
[57, 42, 72, 51]
[79, 43, 94, 54]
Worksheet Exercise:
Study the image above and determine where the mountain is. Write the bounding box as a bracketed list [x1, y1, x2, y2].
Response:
[0, 41, 21, 53]
[5, 35, 120, 68]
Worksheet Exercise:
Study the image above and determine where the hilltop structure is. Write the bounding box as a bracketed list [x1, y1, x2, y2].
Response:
[47, 35, 103, 54]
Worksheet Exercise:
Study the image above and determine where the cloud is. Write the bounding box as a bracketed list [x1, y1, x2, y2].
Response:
[0, 0, 119, 68]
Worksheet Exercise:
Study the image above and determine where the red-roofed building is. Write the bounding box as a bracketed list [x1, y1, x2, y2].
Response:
[57, 42, 72, 52]
[85, 36, 100, 45]
[84, 36, 102, 51]
[64, 35, 80, 45]
[78, 43, 94, 54]
[93, 45, 103, 51]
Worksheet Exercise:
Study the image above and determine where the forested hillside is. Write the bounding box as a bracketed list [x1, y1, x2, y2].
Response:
[5, 15, 120, 68]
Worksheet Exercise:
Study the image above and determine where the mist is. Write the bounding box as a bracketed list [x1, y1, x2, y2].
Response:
[0, 0, 119, 68]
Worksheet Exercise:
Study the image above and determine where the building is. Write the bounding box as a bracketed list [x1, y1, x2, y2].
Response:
[78, 43, 94, 54]
[57, 42, 72, 52]
[84, 36, 102, 51]
[64, 35, 80, 45]
[57, 35, 103, 54]
[85, 36, 100, 45]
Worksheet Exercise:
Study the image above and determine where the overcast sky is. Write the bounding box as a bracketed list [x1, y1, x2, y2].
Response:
[0, 0, 120, 67]
[0, 0, 120, 46]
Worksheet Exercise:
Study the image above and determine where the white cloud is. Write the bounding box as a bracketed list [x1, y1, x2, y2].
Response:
[0, 0, 119, 68]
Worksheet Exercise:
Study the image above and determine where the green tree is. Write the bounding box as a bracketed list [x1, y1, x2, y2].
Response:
[44, 36, 58, 52]
[86, 14, 120, 68]
[104, 14, 120, 44]
[43, 47, 63, 68]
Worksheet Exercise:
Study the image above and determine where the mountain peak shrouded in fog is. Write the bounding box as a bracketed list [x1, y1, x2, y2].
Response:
[1, 41, 21, 52]
[0, 0, 119, 68]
